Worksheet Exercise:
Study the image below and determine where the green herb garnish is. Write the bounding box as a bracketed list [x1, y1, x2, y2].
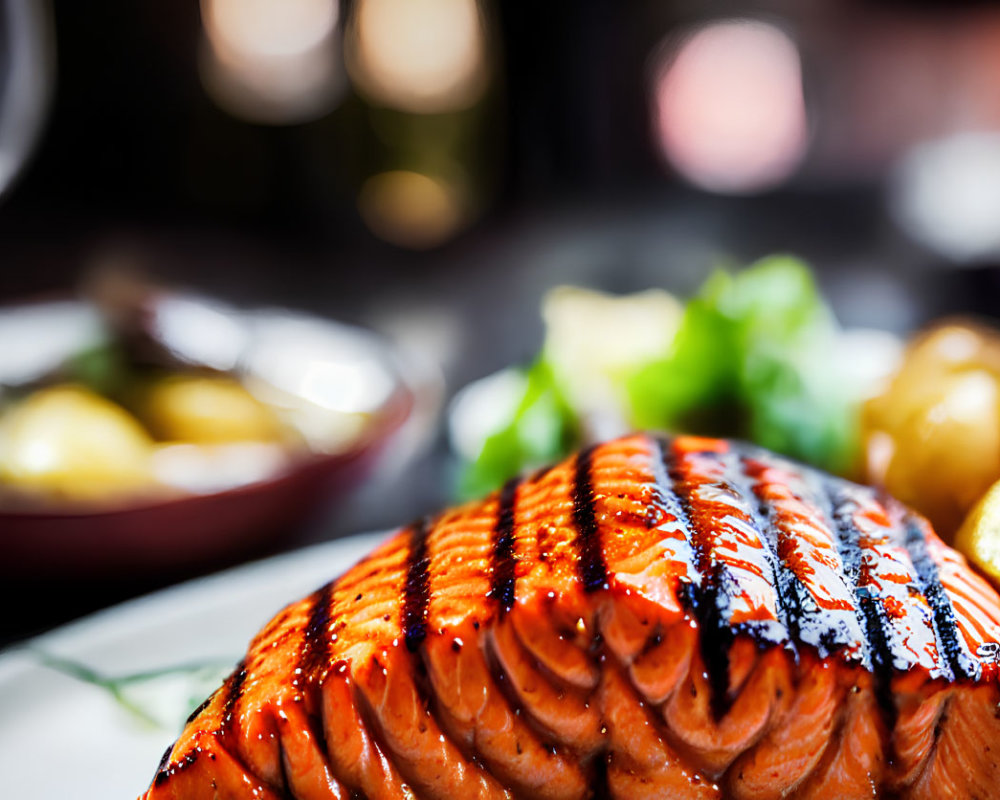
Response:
[31, 648, 233, 730]
[457, 359, 577, 500]
[457, 254, 862, 496]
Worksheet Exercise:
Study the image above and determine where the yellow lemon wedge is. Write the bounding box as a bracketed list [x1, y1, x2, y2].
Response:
[955, 477, 1000, 586]
[0, 384, 155, 501]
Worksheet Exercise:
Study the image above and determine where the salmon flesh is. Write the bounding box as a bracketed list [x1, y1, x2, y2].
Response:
[141, 434, 1000, 799]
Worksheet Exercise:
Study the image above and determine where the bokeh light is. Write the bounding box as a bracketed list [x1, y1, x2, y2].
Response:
[204, 0, 337, 59]
[346, 0, 488, 114]
[651, 19, 808, 194]
[358, 170, 466, 250]
[200, 0, 345, 125]
[891, 133, 1000, 262]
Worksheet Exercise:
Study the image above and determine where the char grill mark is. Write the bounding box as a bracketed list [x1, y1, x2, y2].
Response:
[899, 510, 979, 682]
[300, 581, 336, 682]
[819, 478, 874, 671]
[664, 442, 800, 650]
[222, 659, 248, 739]
[741, 454, 868, 660]
[730, 454, 800, 651]
[155, 743, 173, 776]
[829, 484, 944, 679]
[572, 445, 608, 593]
[184, 689, 216, 727]
[150, 667, 245, 789]
[923, 538, 1000, 677]
[661, 442, 739, 718]
[669, 444, 787, 641]
[491, 476, 522, 615]
[825, 483, 900, 732]
[747, 490, 803, 650]
[403, 517, 433, 653]
[649, 437, 702, 605]
[152, 749, 200, 788]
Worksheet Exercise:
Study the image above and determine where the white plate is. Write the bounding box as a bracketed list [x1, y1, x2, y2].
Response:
[0, 531, 389, 799]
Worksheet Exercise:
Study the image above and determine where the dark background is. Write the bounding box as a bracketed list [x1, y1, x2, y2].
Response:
[4, 1, 996, 322]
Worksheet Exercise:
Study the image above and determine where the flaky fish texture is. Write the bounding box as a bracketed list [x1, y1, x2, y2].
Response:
[142, 434, 1000, 799]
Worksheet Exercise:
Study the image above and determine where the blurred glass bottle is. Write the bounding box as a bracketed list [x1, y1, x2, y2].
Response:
[344, 0, 502, 250]
[197, 0, 501, 251]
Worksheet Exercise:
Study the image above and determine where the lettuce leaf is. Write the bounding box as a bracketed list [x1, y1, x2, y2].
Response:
[627, 255, 857, 472]
[458, 255, 861, 498]
[457, 359, 577, 499]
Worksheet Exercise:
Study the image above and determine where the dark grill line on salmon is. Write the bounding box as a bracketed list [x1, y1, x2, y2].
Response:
[824, 484, 900, 737]
[735, 454, 803, 653]
[221, 659, 248, 739]
[492, 476, 523, 614]
[572, 445, 608, 593]
[301, 581, 336, 682]
[900, 511, 978, 682]
[816, 477, 873, 669]
[403, 517, 432, 653]
[662, 445, 738, 719]
[650, 437, 702, 611]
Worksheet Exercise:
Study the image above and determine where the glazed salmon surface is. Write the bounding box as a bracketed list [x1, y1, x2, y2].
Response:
[142, 434, 1000, 799]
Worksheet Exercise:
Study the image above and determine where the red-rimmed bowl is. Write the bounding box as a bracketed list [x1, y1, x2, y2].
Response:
[0, 296, 434, 576]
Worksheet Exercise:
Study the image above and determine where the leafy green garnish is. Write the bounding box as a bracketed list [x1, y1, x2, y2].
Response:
[628, 255, 857, 472]
[457, 359, 577, 500]
[63, 340, 129, 397]
[732, 262, 857, 474]
[627, 269, 738, 431]
[457, 254, 861, 498]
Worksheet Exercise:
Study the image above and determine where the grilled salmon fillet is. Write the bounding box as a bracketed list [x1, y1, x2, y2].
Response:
[141, 434, 1000, 799]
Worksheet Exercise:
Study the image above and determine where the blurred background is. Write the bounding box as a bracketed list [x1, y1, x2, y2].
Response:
[6, 0, 1000, 639]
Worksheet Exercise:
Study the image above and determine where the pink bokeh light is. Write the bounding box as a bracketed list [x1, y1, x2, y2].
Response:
[652, 19, 808, 194]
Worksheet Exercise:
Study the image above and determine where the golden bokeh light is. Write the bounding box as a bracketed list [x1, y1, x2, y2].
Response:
[358, 170, 466, 249]
[346, 0, 488, 114]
